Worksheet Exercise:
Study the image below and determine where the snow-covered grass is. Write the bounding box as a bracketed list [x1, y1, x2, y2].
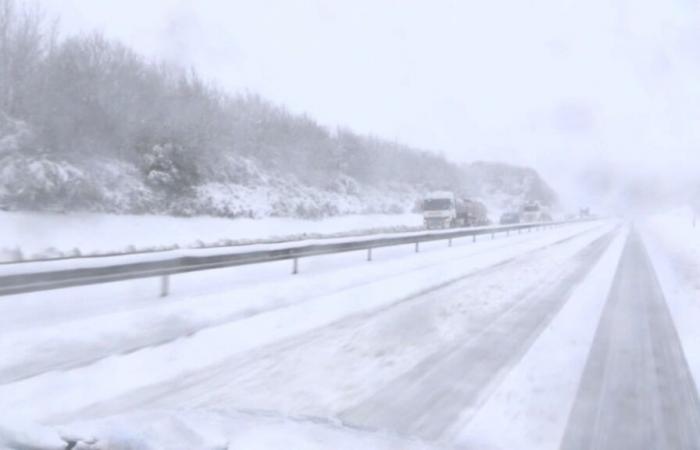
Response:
[456, 226, 627, 449]
[641, 207, 700, 396]
[0, 211, 423, 263]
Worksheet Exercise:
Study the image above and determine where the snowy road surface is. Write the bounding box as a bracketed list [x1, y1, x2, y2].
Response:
[341, 231, 615, 441]
[3, 218, 700, 449]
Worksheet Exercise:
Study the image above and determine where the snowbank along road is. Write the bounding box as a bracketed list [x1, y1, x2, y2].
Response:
[3, 219, 700, 450]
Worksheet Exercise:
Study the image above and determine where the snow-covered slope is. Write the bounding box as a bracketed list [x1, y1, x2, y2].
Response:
[0, 152, 419, 219]
[0, 115, 558, 222]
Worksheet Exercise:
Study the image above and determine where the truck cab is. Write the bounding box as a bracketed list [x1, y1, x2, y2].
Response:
[422, 191, 456, 229]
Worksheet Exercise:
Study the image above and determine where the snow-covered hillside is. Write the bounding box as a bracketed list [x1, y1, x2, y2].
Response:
[0, 123, 419, 219]
[462, 161, 559, 215]
[0, 113, 558, 222]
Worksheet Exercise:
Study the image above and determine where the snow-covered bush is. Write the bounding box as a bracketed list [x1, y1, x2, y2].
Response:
[0, 154, 101, 211]
[0, 113, 36, 155]
[141, 143, 200, 197]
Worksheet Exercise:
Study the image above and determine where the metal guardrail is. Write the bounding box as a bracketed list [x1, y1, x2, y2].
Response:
[0, 221, 577, 298]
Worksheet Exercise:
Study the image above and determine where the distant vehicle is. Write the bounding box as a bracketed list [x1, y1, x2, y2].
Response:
[539, 212, 553, 222]
[565, 213, 577, 221]
[456, 198, 489, 227]
[499, 212, 521, 225]
[422, 191, 457, 229]
[520, 202, 542, 223]
[579, 207, 591, 218]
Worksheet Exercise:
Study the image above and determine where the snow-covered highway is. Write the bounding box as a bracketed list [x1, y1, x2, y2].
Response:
[4, 217, 700, 449]
[0, 221, 601, 385]
[341, 230, 615, 441]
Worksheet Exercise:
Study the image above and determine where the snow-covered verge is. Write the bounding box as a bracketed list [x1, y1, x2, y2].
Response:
[0, 210, 423, 263]
[456, 226, 627, 449]
[640, 208, 700, 395]
[0, 410, 440, 450]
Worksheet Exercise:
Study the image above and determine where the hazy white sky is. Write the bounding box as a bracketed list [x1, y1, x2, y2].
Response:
[31, 0, 700, 208]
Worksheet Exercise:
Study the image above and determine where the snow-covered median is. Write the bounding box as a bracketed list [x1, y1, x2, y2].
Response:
[0, 211, 423, 263]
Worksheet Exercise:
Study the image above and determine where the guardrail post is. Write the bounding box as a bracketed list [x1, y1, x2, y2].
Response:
[415, 242, 420, 253]
[292, 257, 299, 275]
[367, 248, 373, 261]
[506, 229, 509, 236]
[448, 238, 452, 247]
[472, 234, 476, 243]
[491, 232, 495, 240]
[160, 275, 170, 297]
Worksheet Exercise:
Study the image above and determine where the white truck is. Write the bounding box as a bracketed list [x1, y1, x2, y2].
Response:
[422, 191, 457, 229]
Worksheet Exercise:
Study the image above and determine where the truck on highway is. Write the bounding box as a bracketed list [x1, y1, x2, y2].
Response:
[520, 202, 542, 223]
[422, 192, 489, 229]
[499, 211, 521, 225]
[422, 191, 457, 229]
[457, 199, 489, 227]
[520, 201, 553, 222]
